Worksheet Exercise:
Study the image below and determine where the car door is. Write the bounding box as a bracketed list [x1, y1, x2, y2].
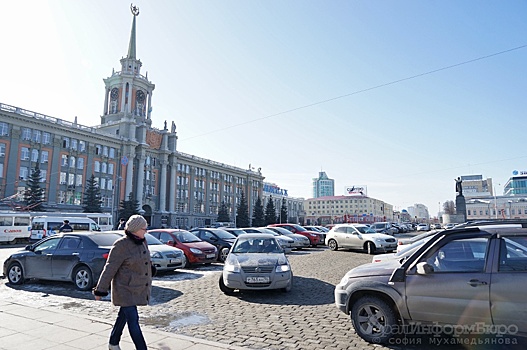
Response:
[404, 236, 492, 325]
[346, 226, 364, 249]
[25, 236, 62, 279]
[52, 236, 82, 279]
[490, 236, 527, 333]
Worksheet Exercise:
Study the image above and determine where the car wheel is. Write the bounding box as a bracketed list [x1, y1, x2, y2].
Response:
[328, 239, 339, 251]
[219, 247, 230, 262]
[351, 296, 397, 344]
[7, 262, 24, 285]
[365, 242, 376, 255]
[184, 254, 191, 268]
[218, 275, 235, 295]
[282, 272, 293, 293]
[73, 266, 93, 291]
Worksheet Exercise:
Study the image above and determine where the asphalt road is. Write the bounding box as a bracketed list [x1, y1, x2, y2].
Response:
[1, 241, 525, 350]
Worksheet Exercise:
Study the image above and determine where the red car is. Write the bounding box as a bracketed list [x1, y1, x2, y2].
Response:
[148, 229, 217, 267]
[267, 224, 323, 247]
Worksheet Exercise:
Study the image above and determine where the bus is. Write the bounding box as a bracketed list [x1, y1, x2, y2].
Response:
[0, 212, 31, 244]
[25, 212, 114, 231]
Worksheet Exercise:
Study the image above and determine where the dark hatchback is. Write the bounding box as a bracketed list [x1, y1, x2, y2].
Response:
[190, 228, 236, 262]
[3, 232, 122, 291]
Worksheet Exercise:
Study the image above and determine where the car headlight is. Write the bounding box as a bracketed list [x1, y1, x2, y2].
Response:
[309, 233, 316, 237]
[150, 251, 163, 259]
[275, 264, 290, 273]
[189, 248, 203, 254]
[224, 254, 240, 273]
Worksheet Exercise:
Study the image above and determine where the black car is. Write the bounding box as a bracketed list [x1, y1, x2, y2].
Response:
[3, 232, 122, 291]
[190, 228, 236, 262]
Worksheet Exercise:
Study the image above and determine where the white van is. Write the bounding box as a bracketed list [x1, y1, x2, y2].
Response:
[0, 212, 31, 244]
[30, 216, 101, 242]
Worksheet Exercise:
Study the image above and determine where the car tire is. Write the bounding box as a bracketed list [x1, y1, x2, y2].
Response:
[184, 254, 191, 268]
[73, 265, 93, 291]
[328, 239, 339, 251]
[7, 262, 24, 285]
[351, 296, 397, 344]
[218, 275, 235, 295]
[365, 242, 376, 255]
[282, 272, 293, 293]
[219, 247, 230, 262]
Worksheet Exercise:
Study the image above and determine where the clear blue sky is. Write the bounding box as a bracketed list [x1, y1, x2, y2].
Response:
[1, 1, 526, 215]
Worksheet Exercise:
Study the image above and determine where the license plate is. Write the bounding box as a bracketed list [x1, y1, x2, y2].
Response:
[206, 254, 215, 258]
[170, 259, 182, 264]
[246, 276, 269, 283]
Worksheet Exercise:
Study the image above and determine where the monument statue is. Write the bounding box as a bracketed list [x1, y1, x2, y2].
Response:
[455, 177, 463, 196]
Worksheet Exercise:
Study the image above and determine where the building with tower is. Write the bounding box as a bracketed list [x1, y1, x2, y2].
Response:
[312, 171, 334, 198]
[0, 7, 264, 228]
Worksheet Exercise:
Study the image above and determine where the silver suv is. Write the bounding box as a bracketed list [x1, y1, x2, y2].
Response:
[335, 223, 527, 343]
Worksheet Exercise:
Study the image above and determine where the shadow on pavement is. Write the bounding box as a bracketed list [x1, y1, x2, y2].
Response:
[232, 275, 335, 306]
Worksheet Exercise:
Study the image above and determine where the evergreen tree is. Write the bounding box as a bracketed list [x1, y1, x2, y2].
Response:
[264, 196, 277, 225]
[23, 166, 45, 211]
[236, 191, 250, 228]
[217, 201, 231, 222]
[279, 198, 288, 223]
[252, 195, 265, 227]
[83, 174, 103, 213]
[118, 192, 140, 221]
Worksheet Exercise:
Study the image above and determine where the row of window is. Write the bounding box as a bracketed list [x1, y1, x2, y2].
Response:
[468, 209, 527, 216]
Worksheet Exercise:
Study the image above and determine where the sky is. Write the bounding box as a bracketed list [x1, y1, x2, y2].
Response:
[1, 1, 526, 216]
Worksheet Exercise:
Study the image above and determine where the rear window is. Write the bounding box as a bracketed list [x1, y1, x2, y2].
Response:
[89, 233, 122, 246]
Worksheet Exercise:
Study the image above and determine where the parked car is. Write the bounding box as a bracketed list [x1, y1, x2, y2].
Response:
[220, 228, 248, 237]
[370, 222, 398, 235]
[143, 233, 186, 272]
[3, 232, 122, 290]
[265, 226, 311, 249]
[443, 223, 456, 229]
[372, 236, 433, 263]
[325, 224, 397, 254]
[267, 224, 323, 246]
[335, 225, 527, 343]
[239, 227, 294, 253]
[190, 228, 236, 262]
[148, 229, 217, 267]
[416, 223, 430, 231]
[219, 233, 293, 294]
[396, 230, 438, 252]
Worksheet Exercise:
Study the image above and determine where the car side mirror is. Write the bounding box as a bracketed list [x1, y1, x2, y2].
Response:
[25, 245, 33, 251]
[167, 240, 174, 245]
[416, 262, 434, 274]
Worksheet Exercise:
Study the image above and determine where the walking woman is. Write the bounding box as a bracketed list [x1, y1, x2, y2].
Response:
[93, 215, 152, 350]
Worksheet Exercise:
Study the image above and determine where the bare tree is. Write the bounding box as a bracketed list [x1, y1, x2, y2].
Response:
[443, 200, 455, 215]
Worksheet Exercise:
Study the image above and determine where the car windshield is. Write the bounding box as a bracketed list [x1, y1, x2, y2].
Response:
[233, 237, 281, 254]
[145, 233, 163, 245]
[213, 229, 237, 239]
[291, 225, 307, 232]
[225, 229, 246, 236]
[175, 231, 201, 243]
[89, 233, 122, 246]
[355, 226, 376, 234]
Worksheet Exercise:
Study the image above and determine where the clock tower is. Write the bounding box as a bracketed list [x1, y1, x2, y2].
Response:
[100, 4, 155, 136]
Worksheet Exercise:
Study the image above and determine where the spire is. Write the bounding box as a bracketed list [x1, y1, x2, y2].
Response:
[127, 4, 140, 59]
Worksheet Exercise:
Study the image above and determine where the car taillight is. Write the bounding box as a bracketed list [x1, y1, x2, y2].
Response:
[398, 241, 403, 245]
[102, 253, 109, 259]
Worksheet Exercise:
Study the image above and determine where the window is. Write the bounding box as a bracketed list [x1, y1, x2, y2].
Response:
[0, 122, 8, 136]
[108, 163, 114, 175]
[79, 140, 86, 152]
[103, 146, 108, 157]
[21, 147, 29, 161]
[101, 162, 107, 173]
[76, 174, 83, 186]
[19, 167, 28, 180]
[94, 161, 100, 172]
[109, 147, 115, 158]
[32, 130, 41, 143]
[40, 170, 47, 182]
[22, 128, 31, 140]
[31, 149, 38, 162]
[60, 172, 67, 184]
[0, 143, 6, 156]
[69, 156, 75, 168]
[0, 163, 3, 178]
[77, 157, 84, 169]
[421, 237, 489, 273]
[63, 137, 69, 148]
[61, 154, 68, 167]
[71, 139, 77, 151]
[95, 145, 102, 155]
[499, 237, 527, 272]
[68, 173, 75, 186]
[41, 150, 49, 163]
[100, 178, 106, 190]
[42, 132, 50, 144]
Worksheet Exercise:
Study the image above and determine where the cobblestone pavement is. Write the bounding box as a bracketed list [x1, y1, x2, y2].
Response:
[1, 244, 525, 350]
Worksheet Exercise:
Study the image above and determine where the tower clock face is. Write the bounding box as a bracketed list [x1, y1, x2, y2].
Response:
[110, 88, 119, 100]
[136, 90, 145, 104]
